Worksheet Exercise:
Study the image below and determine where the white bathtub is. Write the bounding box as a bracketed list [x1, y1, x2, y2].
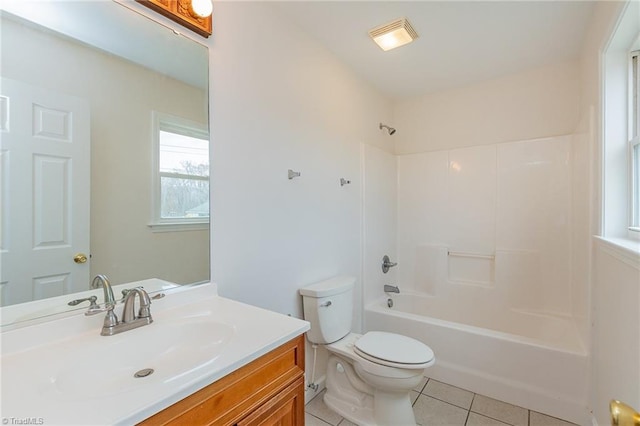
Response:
[365, 293, 589, 425]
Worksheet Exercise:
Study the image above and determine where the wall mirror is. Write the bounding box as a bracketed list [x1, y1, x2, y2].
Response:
[0, 0, 210, 322]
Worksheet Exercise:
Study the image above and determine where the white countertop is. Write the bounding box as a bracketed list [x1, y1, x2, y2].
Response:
[0, 283, 309, 425]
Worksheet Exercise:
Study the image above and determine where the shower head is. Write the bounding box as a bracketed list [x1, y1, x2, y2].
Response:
[379, 123, 396, 135]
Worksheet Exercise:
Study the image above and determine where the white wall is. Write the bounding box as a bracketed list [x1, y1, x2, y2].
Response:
[207, 1, 392, 397]
[591, 241, 640, 426]
[1, 16, 209, 287]
[210, 0, 392, 318]
[393, 60, 581, 154]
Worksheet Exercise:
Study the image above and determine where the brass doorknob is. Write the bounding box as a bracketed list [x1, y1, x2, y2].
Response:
[611, 400, 640, 426]
[73, 253, 88, 264]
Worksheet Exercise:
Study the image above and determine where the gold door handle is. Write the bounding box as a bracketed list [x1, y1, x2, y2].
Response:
[611, 400, 640, 426]
[73, 253, 88, 264]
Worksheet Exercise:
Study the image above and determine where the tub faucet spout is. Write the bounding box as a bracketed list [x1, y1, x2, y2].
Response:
[384, 285, 399, 293]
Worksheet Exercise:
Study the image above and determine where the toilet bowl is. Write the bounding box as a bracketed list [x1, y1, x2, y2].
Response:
[324, 332, 434, 425]
[299, 276, 435, 426]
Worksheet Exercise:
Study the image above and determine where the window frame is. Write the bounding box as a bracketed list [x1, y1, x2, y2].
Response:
[630, 51, 640, 234]
[149, 111, 210, 232]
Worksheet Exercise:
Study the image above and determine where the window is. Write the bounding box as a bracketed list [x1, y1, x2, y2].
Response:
[631, 51, 640, 231]
[603, 3, 640, 241]
[151, 112, 209, 231]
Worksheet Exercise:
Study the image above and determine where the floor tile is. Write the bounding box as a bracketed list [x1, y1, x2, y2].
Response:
[305, 390, 343, 426]
[466, 412, 511, 426]
[530, 411, 578, 426]
[423, 380, 474, 409]
[413, 395, 469, 426]
[415, 376, 429, 392]
[338, 419, 358, 426]
[306, 413, 333, 426]
[412, 390, 421, 405]
[471, 395, 528, 426]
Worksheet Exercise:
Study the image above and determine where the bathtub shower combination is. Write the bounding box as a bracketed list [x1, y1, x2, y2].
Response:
[366, 293, 587, 424]
[362, 135, 589, 425]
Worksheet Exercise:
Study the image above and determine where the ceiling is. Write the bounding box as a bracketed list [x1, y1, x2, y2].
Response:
[275, 1, 596, 101]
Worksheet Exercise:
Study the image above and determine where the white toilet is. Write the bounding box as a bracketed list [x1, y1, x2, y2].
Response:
[300, 276, 435, 426]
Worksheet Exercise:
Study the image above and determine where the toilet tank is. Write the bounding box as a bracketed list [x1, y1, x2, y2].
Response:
[299, 276, 355, 344]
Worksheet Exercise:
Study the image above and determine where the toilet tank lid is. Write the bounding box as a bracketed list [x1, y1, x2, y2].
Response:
[299, 276, 355, 298]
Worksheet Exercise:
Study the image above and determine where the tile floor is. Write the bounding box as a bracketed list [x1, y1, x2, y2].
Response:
[304, 377, 578, 426]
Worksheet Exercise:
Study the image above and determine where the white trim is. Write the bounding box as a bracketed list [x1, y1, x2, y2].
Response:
[148, 222, 209, 233]
[631, 135, 640, 227]
[594, 235, 640, 270]
[602, 1, 639, 238]
[150, 111, 210, 229]
[629, 50, 639, 229]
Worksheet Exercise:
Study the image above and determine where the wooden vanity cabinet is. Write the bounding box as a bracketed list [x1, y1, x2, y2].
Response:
[139, 334, 305, 425]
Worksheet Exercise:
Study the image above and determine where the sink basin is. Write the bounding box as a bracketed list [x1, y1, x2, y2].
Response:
[50, 317, 235, 400]
[1, 282, 309, 425]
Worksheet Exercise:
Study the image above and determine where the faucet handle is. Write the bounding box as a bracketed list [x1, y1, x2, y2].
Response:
[382, 255, 398, 273]
[68, 295, 98, 307]
[68, 296, 106, 316]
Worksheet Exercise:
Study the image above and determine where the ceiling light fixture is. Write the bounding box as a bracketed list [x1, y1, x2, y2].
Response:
[189, 0, 213, 19]
[368, 18, 418, 51]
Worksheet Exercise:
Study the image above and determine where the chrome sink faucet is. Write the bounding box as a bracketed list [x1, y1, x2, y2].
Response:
[101, 286, 153, 336]
[91, 274, 116, 308]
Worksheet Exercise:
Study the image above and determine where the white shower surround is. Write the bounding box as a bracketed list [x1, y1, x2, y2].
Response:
[396, 136, 576, 319]
[362, 135, 589, 425]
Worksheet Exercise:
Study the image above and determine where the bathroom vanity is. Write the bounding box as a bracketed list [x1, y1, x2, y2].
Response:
[140, 334, 305, 425]
[0, 283, 309, 425]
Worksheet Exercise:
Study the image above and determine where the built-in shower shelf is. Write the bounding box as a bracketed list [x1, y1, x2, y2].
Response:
[447, 250, 495, 287]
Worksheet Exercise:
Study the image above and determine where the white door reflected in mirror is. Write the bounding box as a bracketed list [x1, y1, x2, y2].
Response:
[0, 78, 90, 306]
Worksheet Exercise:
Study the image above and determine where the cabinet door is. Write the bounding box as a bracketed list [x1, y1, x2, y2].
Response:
[237, 377, 304, 426]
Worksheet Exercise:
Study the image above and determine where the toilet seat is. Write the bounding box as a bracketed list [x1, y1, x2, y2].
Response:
[354, 331, 434, 369]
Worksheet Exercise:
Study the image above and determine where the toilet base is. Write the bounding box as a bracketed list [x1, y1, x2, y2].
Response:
[324, 390, 417, 426]
[324, 354, 418, 426]
[373, 389, 417, 425]
[324, 391, 376, 426]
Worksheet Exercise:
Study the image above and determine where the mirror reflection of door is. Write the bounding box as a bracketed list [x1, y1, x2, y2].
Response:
[1, 78, 90, 305]
[0, 4, 209, 314]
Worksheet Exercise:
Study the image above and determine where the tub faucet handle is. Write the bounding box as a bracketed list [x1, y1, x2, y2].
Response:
[382, 255, 398, 273]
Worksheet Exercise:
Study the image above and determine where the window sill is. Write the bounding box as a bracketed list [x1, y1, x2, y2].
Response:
[148, 221, 209, 233]
[594, 236, 640, 270]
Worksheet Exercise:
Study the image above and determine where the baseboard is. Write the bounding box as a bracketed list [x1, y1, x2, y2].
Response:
[305, 375, 326, 405]
[429, 360, 591, 426]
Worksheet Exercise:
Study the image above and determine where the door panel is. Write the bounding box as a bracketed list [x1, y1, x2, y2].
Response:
[0, 78, 90, 305]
